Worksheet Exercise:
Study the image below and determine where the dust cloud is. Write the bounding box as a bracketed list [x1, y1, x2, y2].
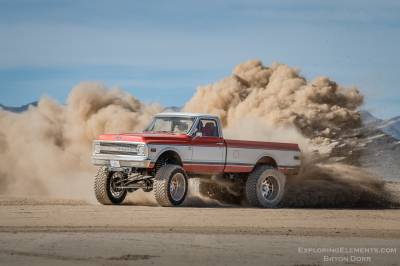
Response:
[0, 83, 160, 201]
[184, 60, 363, 152]
[184, 60, 396, 208]
[0, 60, 397, 207]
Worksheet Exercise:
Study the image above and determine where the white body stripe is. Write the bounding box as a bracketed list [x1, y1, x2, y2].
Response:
[226, 147, 300, 167]
[192, 146, 225, 164]
[148, 143, 300, 168]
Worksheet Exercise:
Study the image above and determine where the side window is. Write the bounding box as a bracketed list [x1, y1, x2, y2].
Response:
[197, 119, 219, 137]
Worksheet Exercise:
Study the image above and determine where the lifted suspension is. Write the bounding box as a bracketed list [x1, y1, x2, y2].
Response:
[108, 167, 154, 192]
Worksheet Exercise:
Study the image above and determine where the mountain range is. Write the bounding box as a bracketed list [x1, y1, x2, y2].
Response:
[360, 111, 400, 140]
[0, 102, 38, 113]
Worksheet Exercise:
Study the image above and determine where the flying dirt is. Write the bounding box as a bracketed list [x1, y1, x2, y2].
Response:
[184, 60, 363, 146]
[0, 84, 161, 199]
[0, 60, 397, 207]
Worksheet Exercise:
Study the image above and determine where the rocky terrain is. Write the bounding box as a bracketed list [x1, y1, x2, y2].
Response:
[329, 111, 400, 181]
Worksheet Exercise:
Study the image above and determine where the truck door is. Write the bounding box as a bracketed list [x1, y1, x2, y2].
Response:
[190, 118, 225, 173]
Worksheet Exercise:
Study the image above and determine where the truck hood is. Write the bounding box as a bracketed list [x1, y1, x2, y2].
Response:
[96, 132, 192, 144]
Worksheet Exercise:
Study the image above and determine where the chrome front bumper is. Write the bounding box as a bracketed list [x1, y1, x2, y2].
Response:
[91, 154, 152, 168]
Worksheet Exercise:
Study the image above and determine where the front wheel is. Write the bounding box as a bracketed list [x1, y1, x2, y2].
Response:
[94, 167, 127, 205]
[154, 164, 188, 206]
[245, 166, 286, 208]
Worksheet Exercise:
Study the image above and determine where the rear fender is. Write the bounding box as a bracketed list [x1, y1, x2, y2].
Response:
[253, 154, 279, 170]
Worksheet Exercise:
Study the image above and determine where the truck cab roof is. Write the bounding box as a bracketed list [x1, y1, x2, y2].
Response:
[155, 112, 220, 120]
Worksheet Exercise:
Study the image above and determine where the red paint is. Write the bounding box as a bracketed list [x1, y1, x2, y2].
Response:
[183, 163, 253, 174]
[225, 139, 299, 151]
[183, 163, 225, 173]
[224, 164, 253, 173]
[98, 132, 191, 145]
[184, 163, 299, 174]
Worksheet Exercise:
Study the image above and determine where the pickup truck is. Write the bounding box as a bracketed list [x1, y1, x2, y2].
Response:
[92, 112, 301, 207]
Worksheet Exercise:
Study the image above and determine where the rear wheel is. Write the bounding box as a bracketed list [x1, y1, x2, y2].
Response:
[154, 164, 188, 206]
[94, 167, 127, 205]
[245, 166, 286, 208]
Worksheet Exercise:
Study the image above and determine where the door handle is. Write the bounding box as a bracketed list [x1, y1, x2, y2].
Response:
[216, 142, 224, 145]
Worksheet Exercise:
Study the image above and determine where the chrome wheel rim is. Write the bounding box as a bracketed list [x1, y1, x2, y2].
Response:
[110, 173, 125, 198]
[260, 176, 278, 201]
[169, 173, 186, 202]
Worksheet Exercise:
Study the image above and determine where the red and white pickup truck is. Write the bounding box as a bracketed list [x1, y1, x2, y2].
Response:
[92, 112, 301, 207]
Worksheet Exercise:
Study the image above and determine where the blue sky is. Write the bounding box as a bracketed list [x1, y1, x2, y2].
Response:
[0, 0, 399, 118]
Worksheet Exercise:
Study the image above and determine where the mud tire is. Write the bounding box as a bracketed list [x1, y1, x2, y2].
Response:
[94, 167, 127, 205]
[154, 164, 188, 207]
[245, 165, 286, 208]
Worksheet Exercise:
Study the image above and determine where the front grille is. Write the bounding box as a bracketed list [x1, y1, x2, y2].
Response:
[98, 142, 138, 156]
[100, 150, 137, 155]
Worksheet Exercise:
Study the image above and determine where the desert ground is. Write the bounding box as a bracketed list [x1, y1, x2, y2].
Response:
[0, 194, 399, 266]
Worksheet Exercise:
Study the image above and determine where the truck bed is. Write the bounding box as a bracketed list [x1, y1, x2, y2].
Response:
[223, 139, 300, 174]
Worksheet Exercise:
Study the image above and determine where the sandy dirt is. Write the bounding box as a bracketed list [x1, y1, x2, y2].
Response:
[1, 197, 400, 237]
[0, 196, 399, 266]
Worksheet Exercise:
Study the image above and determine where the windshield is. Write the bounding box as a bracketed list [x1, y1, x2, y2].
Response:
[144, 116, 195, 134]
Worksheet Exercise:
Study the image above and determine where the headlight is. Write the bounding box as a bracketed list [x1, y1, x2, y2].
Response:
[94, 142, 100, 154]
[136, 144, 148, 156]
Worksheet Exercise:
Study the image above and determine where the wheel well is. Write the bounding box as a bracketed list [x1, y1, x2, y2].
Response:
[156, 150, 182, 165]
[255, 156, 277, 168]
[153, 150, 182, 174]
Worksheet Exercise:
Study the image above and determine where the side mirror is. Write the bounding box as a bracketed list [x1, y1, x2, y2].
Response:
[195, 131, 203, 137]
